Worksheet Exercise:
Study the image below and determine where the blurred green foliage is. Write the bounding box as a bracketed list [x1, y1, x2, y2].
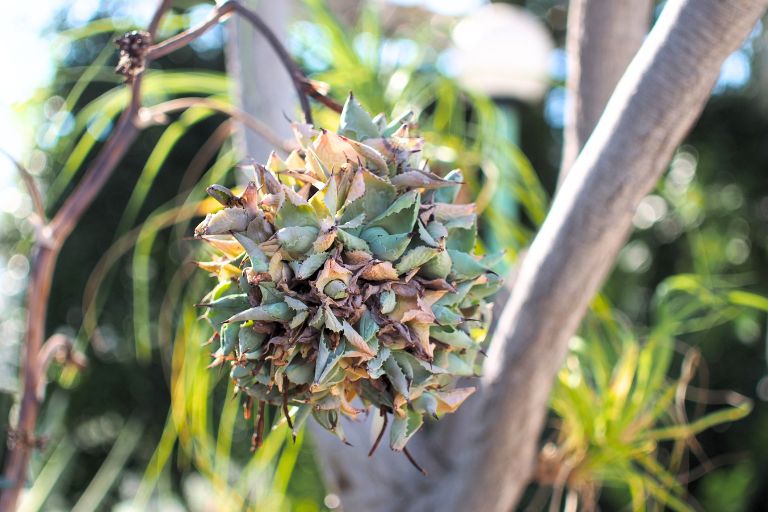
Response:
[1, 1, 767, 511]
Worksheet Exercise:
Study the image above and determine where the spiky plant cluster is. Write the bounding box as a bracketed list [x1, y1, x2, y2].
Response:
[194, 94, 501, 456]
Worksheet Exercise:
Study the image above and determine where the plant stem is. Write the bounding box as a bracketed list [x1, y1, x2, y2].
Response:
[0, 5, 169, 509]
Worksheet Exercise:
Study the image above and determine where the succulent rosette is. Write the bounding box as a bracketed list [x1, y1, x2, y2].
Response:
[194, 94, 501, 454]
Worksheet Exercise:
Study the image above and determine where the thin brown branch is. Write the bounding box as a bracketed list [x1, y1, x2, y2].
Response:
[147, 0, 174, 37]
[402, 446, 428, 476]
[146, 0, 315, 125]
[302, 79, 343, 114]
[367, 408, 388, 457]
[282, 387, 294, 438]
[0, 246, 57, 510]
[48, 78, 144, 244]
[0, 2, 173, 508]
[147, 1, 236, 60]
[229, 2, 314, 125]
[0, 149, 46, 224]
[139, 97, 294, 152]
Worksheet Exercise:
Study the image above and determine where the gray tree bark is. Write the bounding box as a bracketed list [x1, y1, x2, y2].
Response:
[226, 0, 294, 161]
[560, 0, 653, 183]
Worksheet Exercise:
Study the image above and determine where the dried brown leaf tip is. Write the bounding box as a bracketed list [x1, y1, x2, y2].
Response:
[115, 30, 151, 82]
[194, 93, 502, 454]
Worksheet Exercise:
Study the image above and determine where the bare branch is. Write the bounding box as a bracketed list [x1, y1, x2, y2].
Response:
[147, 0, 173, 38]
[0, 1, 173, 507]
[138, 96, 294, 152]
[146, 0, 315, 125]
[49, 79, 142, 244]
[147, 1, 236, 60]
[559, 0, 652, 183]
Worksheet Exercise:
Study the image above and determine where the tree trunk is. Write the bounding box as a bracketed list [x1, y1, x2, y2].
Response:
[226, 0, 294, 161]
[560, 0, 652, 183]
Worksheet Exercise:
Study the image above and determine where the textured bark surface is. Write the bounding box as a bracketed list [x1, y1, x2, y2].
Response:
[560, 0, 652, 182]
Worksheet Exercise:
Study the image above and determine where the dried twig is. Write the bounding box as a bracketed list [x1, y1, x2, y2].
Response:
[367, 407, 388, 457]
[301, 79, 344, 114]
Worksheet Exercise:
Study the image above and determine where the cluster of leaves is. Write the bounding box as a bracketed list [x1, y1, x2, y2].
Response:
[195, 94, 500, 451]
[538, 274, 768, 511]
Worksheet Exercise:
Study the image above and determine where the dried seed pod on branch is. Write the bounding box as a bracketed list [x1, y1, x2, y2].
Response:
[194, 94, 501, 454]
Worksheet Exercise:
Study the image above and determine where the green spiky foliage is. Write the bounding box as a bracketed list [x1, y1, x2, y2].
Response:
[194, 94, 501, 452]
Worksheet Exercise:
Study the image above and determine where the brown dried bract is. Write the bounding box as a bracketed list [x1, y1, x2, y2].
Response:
[115, 30, 151, 82]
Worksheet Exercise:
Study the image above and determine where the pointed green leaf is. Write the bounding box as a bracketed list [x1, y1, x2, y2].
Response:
[363, 231, 412, 261]
[324, 307, 343, 332]
[336, 228, 371, 251]
[232, 232, 268, 272]
[309, 307, 325, 330]
[390, 409, 424, 451]
[358, 310, 380, 341]
[433, 169, 464, 203]
[430, 326, 475, 349]
[396, 246, 439, 275]
[226, 302, 291, 323]
[296, 251, 330, 279]
[384, 355, 410, 398]
[314, 335, 346, 385]
[420, 250, 451, 279]
[277, 226, 319, 257]
[382, 110, 413, 137]
[367, 346, 390, 379]
[286, 357, 314, 385]
[369, 190, 420, 234]
[289, 310, 309, 329]
[379, 290, 396, 314]
[275, 192, 319, 230]
[238, 326, 266, 354]
[447, 250, 487, 280]
[284, 295, 307, 311]
[412, 393, 439, 418]
[339, 93, 380, 140]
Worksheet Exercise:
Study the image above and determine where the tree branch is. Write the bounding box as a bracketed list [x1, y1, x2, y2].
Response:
[0, 3, 172, 509]
[440, 1, 768, 510]
[559, 0, 652, 183]
[146, 2, 236, 60]
[138, 96, 294, 152]
[146, 1, 317, 126]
